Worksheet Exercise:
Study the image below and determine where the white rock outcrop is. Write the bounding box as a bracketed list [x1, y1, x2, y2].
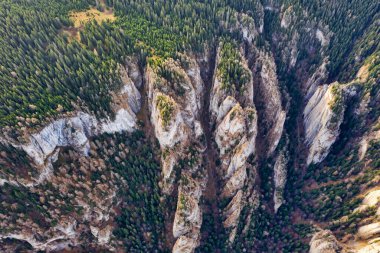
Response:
[172, 236, 199, 253]
[147, 56, 204, 192]
[355, 190, 380, 213]
[304, 59, 328, 100]
[210, 45, 254, 122]
[90, 225, 112, 245]
[309, 230, 342, 253]
[357, 240, 380, 253]
[273, 149, 288, 213]
[0, 233, 68, 252]
[359, 125, 380, 161]
[151, 92, 187, 150]
[173, 174, 202, 251]
[316, 29, 329, 47]
[146, 56, 205, 253]
[101, 108, 137, 134]
[280, 6, 294, 29]
[5, 64, 141, 186]
[304, 83, 345, 165]
[0, 220, 79, 252]
[125, 56, 142, 89]
[215, 104, 248, 157]
[21, 113, 96, 166]
[220, 5, 264, 45]
[223, 190, 243, 243]
[210, 43, 258, 244]
[358, 223, 380, 240]
[237, 13, 259, 44]
[101, 64, 141, 133]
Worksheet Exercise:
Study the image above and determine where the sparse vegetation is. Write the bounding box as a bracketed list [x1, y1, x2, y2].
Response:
[328, 83, 345, 126]
[156, 94, 175, 128]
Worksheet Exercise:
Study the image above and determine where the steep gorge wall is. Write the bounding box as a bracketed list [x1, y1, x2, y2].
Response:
[210, 43, 259, 243]
[0, 60, 143, 251]
[0, 4, 374, 252]
[146, 55, 206, 252]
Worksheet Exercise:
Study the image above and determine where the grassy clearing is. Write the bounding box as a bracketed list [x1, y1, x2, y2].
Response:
[62, 4, 116, 41]
[70, 8, 115, 28]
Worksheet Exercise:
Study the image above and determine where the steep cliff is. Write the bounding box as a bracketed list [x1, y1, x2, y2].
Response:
[147, 57, 205, 191]
[273, 148, 288, 213]
[209, 41, 259, 244]
[309, 230, 343, 253]
[172, 174, 202, 252]
[255, 51, 286, 156]
[1, 1, 379, 252]
[146, 55, 206, 251]
[304, 83, 345, 165]
[0, 62, 142, 188]
[0, 61, 142, 251]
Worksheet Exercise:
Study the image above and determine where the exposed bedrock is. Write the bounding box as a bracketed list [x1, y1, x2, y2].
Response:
[1, 61, 142, 187]
[210, 42, 260, 244]
[254, 51, 286, 156]
[0, 149, 120, 252]
[273, 147, 289, 213]
[146, 55, 206, 252]
[304, 82, 359, 165]
[146, 55, 205, 192]
[309, 230, 343, 253]
[172, 174, 203, 253]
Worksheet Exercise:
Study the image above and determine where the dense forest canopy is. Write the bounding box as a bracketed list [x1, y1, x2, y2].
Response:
[0, 0, 378, 131]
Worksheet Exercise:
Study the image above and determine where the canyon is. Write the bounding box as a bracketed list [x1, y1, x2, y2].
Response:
[0, 1, 379, 252]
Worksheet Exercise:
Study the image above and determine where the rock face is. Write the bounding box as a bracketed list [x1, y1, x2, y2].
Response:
[6, 64, 141, 186]
[146, 55, 206, 252]
[172, 236, 199, 253]
[357, 241, 380, 253]
[90, 225, 112, 245]
[172, 174, 202, 252]
[304, 83, 345, 165]
[356, 190, 380, 212]
[223, 190, 244, 242]
[359, 121, 380, 161]
[279, 6, 300, 69]
[256, 51, 286, 156]
[21, 113, 97, 166]
[0, 233, 70, 252]
[315, 29, 329, 47]
[309, 230, 342, 253]
[304, 60, 329, 100]
[125, 56, 143, 89]
[280, 6, 294, 29]
[23, 63, 140, 164]
[210, 42, 259, 244]
[0, 2, 378, 252]
[273, 149, 288, 213]
[220, 4, 264, 44]
[147, 57, 205, 191]
[358, 223, 380, 240]
[0, 150, 119, 252]
[101, 64, 141, 133]
[210, 51, 253, 122]
[0, 61, 141, 251]
[231, 12, 261, 44]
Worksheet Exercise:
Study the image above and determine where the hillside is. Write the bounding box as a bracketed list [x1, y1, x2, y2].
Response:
[0, 0, 379, 252]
